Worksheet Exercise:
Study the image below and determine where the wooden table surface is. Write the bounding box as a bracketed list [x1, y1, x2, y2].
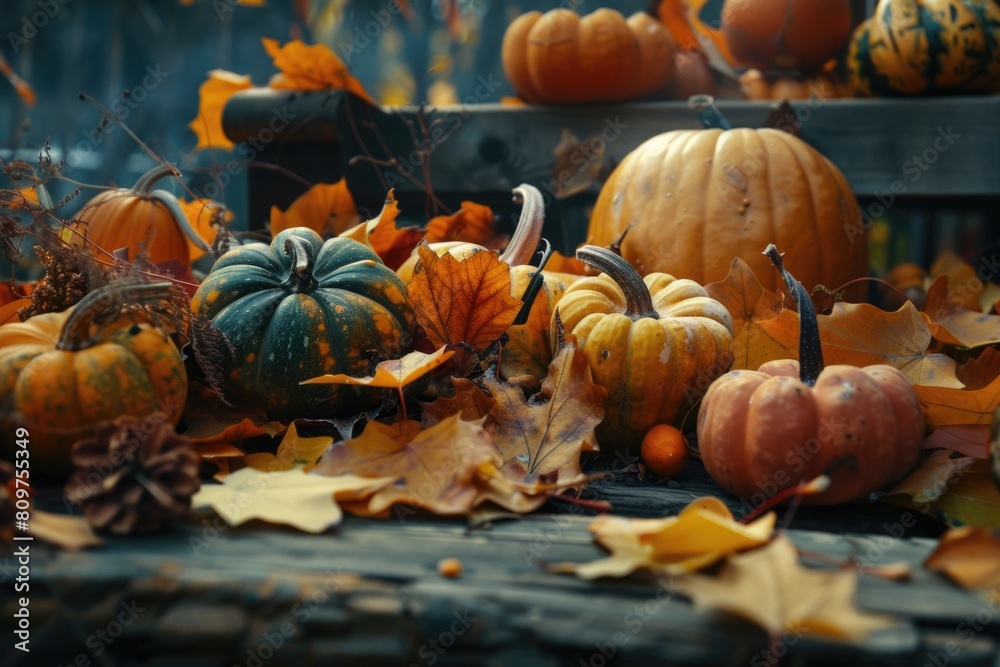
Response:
[4, 460, 998, 667]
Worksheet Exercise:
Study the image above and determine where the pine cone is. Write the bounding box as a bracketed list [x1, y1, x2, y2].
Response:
[65, 414, 200, 535]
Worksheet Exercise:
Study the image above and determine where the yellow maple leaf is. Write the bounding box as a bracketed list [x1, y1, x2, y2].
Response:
[188, 70, 253, 152]
[242, 422, 333, 473]
[555, 497, 775, 579]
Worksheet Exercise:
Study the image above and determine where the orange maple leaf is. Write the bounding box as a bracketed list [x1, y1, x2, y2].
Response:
[270, 179, 359, 237]
[262, 38, 374, 104]
[313, 415, 500, 515]
[188, 70, 253, 152]
[177, 198, 231, 262]
[819, 301, 963, 387]
[925, 425, 990, 459]
[339, 190, 425, 270]
[181, 382, 288, 446]
[483, 335, 606, 482]
[921, 276, 1000, 348]
[408, 242, 522, 352]
[916, 348, 1000, 426]
[420, 377, 496, 427]
[424, 201, 496, 246]
[925, 527, 1000, 589]
[704, 258, 798, 370]
[302, 346, 455, 391]
[930, 251, 983, 311]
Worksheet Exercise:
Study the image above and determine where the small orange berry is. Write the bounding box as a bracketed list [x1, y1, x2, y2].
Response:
[640, 424, 690, 479]
[437, 557, 463, 579]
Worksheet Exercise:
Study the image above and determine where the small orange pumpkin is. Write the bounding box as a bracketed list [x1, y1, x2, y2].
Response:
[722, 0, 854, 74]
[502, 8, 676, 104]
[65, 165, 212, 280]
[0, 282, 188, 475]
[697, 245, 925, 505]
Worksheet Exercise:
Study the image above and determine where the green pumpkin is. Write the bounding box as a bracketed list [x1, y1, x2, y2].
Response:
[850, 0, 1000, 96]
[191, 228, 415, 420]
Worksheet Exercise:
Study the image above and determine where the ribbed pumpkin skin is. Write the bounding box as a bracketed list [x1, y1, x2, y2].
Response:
[586, 128, 868, 300]
[73, 189, 191, 268]
[697, 360, 924, 505]
[0, 312, 187, 475]
[191, 228, 415, 420]
[850, 0, 1000, 96]
[722, 0, 853, 74]
[501, 8, 675, 104]
[553, 272, 734, 451]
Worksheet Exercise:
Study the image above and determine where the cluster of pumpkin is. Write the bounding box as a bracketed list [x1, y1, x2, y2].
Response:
[2, 112, 926, 512]
[501, 0, 1000, 104]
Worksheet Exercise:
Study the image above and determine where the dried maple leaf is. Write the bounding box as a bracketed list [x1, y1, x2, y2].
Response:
[555, 497, 775, 579]
[679, 536, 897, 642]
[188, 70, 253, 152]
[420, 377, 496, 427]
[242, 422, 332, 473]
[704, 258, 798, 370]
[484, 336, 606, 481]
[424, 201, 497, 246]
[408, 242, 522, 352]
[302, 346, 456, 403]
[887, 451, 1000, 528]
[819, 301, 963, 388]
[922, 276, 1000, 348]
[313, 415, 500, 516]
[270, 179, 359, 237]
[192, 467, 394, 533]
[930, 251, 983, 311]
[262, 38, 374, 103]
[339, 190, 425, 270]
[924, 425, 990, 459]
[924, 527, 1000, 590]
[29, 510, 103, 550]
[181, 382, 288, 445]
[916, 348, 1000, 426]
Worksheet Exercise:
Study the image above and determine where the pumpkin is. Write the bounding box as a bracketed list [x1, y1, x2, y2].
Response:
[501, 8, 675, 104]
[667, 51, 719, 100]
[191, 228, 415, 420]
[739, 68, 848, 100]
[722, 0, 854, 74]
[65, 164, 212, 279]
[553, 246, 735, 452]
[0, 282, 188, 475]
[850, 0, 1000, 96]
[398, 185, 570, 380]
[585, 123, 869, 301]
[697, 245, 925, 505]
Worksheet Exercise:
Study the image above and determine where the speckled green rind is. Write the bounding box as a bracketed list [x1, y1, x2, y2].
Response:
[0, 313, 188, 475]
[850, 0, 1000, 96]
[191, 228, 416, 421]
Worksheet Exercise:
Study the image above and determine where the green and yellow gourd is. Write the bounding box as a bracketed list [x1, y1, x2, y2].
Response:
[0, 283, 187, 476]
[191, 228, 415, 420]
[850, 0, 1000, 96]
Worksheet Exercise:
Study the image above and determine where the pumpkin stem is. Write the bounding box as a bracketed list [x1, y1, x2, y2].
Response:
[576, 245, 658, 320]
[57, 282, 174, 352]
[500, 184, 544, 266]
[132, 164, 181, 195]
[282, 235, 319, 293]
[148, 190, 213, 253]
[689, 95, 732, 130]
[764, 244, 824, 386]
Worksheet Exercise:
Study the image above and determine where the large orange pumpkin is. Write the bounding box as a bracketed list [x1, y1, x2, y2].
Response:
[697, 246, 924, 505]
[722, 0, 854, 74]
[65, 165, 212, 280]
[502, 8, 675, 104]
[586, 126, 868, 300]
